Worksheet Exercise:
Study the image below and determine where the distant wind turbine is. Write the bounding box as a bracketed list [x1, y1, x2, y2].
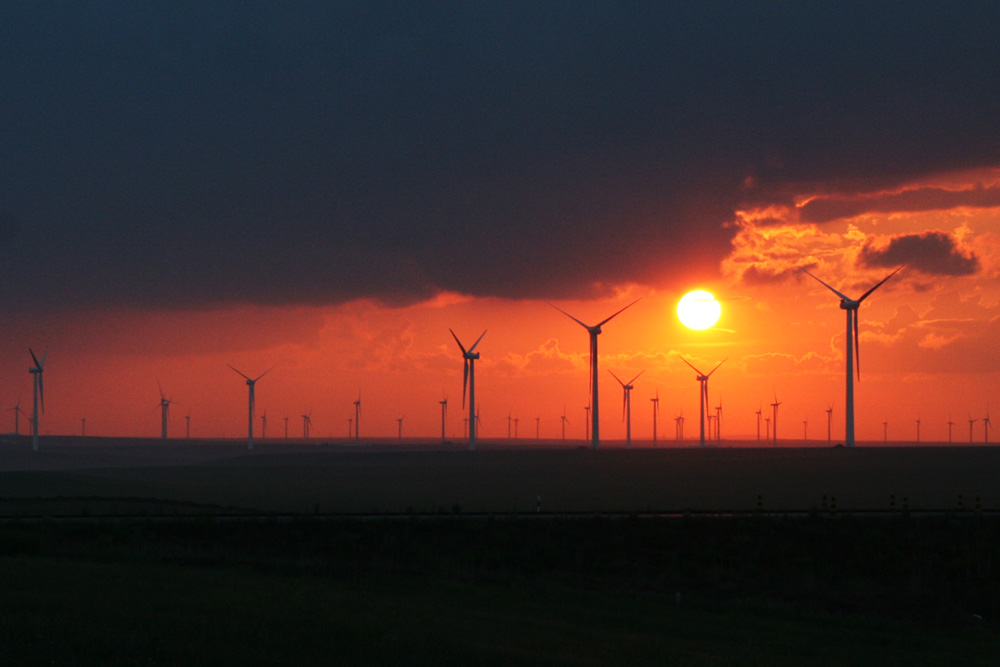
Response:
[884, 419, 889, 443]
[450, 328, 487, 450]
[770, 391, 781, 446]
[610, 370, 643, 448]
[439, 398, 448, 441]
[29, 349, 46, 452]
[968, 416, 978, 443]
[227, 364, 272, 450]
[826, 404, 833, 443]
[674, 410, 685, 440]
[915, 416, 921, 443]
[81, 418, 86, 437]
[560, 407, 569, 440]
[650, 391, 660, 445]
[947, 417, 954, 443]
[985, 408, 991, 444]
[714, 397, 724, 441]
[755, 405, 762, 441]
[302, 410, 312, 439]
[803, 266, 903, 447]
[535, 416, 540, 439]
[186, 413, 191, 439]
[550, 299, 640, 449]
[397, 416, 404, 442]
[261, 411, 268, 440]
[354, 394, 362, 440]
[9, 397, 27, 436]
[680, 357, 726, 448]
[157, 383, 175, 440]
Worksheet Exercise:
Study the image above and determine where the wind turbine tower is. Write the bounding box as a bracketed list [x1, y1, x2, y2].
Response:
[826, 404, 833, 442]
[227, 365, 272, 450]
[354, 395, 361, 440]
[439, 398, 448, 441]
[680, 357, 726, 448]
[803, 266, 903, 447]
[561, 407, 569, 440]
[550, 299, 640, 450]
[450, 328, 487, 450]
[755, 405, 762, 441]
[29, 349, 46, 452]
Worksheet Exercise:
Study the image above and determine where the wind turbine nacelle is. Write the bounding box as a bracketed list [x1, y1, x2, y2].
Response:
[839, 300, 860, 310]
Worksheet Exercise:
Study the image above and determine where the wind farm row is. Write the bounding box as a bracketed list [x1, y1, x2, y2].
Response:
[7, 267, 992, 449]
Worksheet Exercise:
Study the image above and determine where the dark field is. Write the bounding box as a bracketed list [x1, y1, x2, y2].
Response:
[1, 437, 999, 664]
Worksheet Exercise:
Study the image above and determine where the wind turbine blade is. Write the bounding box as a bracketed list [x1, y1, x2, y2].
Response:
[627, 370, 644, 385]
[596, 298, 642, 328]
[858, 266, 904, 302]
[462, 359, 469, 409]
[547, 302, 590, 330]
[449, 328, 468, 355]
[802, 269, 852, 301]
[252, 366, 275, 382]
[227, 364, 251, 381]
[468, 330, 488, 353]
[608, 370, 625, 387]
[680, 357, 704, 375]
[706, 358, 727, 377]
[29, 348, 40, 368]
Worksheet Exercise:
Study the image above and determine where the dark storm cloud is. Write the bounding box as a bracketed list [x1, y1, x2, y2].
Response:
[800, 185, 1000, 223]
[860, 232, 979, 276]
[1, 2, 999, 313]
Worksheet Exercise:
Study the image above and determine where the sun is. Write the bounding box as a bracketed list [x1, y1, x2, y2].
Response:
[677, 290, 721, 330]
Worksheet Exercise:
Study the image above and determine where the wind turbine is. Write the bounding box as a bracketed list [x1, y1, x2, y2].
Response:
[765, 417, 771, 441]
[714, 397, 723, 441]
[985, 408, 991, 444]
[968, 416, 978, 443]
[650, 391, 660, 445]
[156, 383, 174, 440]
[803, 266, 903, 447]
[302, 410, 312, 439]
[755, 405, 762, 441]
[550, 299, 640, 449]
[397, 416, 404, 442]
[227, 364, 272, 450]
[81, 418, 86, 437]
[261, 411, 268, 440]
[439, 398, 448, 441]
[353, 394, 362, 440]
[185, 413, 191, 439]
[680, 357, 726, 448]
[561, 407, 569, 440]
[450, 328, 487, 450]
[535, 416, 540, 439]
[915, 416, 920, 443]
[610, 370, 644, 448]
[947, 417, 954, 443]
[29, 349, 46, 452]
[770, 391, 781, 446]
[883, 419, 889, 443]
[10, 397, 27, 436]
[826, 404, 833, 443]
[674, 411, 685, 440]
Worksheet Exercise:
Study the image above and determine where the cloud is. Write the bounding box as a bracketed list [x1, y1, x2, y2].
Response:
[800, 185, 1000, 223]
[859, 231, 979, 276]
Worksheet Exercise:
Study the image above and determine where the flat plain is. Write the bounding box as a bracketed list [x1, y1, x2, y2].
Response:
[2, 437, 999, 664]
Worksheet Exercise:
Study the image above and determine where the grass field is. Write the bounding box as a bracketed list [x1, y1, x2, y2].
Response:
[1, 438, 999, 664]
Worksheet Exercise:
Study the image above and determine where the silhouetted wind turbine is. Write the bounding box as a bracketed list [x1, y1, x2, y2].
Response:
[353, 394, 361, 440]
[985, 407, 991, 444]
[397, 416, 404, 442]
[650, 391, 660, 445]
[826, 404, 833, 443]
[674, 410, 685, 440]
[439, 398, 448, 441]
[968, 416, 977, 443]
[302, 410, 312, 438]
[261, 411, 268, 440]
[29, 349, 46, 452]
[550, 299, 640, 449]
[186, 413, 191, 439]
[610, 370, 643, 448]
[228, 364, 272, 450]
[9, 397, 27, 436]
[284, 416, 289, 438]
[883, 419, 889, 443]
[803, 266, 903, 447]
[915, 416, 920, 443]
[157, 383, 174, 440]
[755, 405, 762, 441]
[680, 357, 726, 448]
[947, 417, 954, 443]
[561, 406, 569, 440]
[770, 391, 781, 446]
[765, 417, 771, 441]
[535, 416, 540, 439]
[450, 328, 486, 450]
[714, 397, 723, 441]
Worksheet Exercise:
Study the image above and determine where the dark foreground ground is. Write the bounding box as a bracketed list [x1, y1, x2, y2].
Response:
[1, 515, 998, 665]
[1, 438, 999, 664]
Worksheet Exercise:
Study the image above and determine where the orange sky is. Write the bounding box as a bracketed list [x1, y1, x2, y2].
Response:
[6, 168, 998, 445]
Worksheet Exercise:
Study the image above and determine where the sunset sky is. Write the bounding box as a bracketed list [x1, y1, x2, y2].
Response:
[2, 3, 999, 442]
